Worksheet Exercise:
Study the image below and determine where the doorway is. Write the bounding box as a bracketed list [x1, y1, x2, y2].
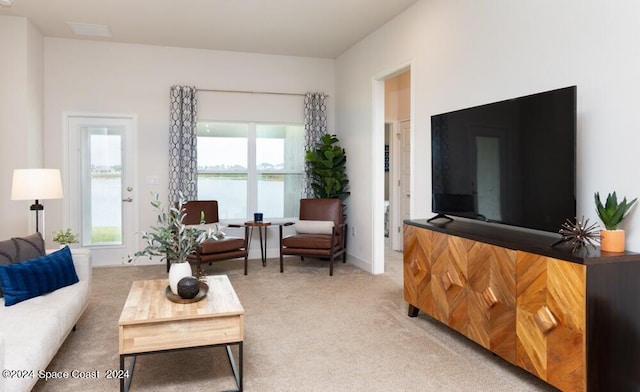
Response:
[372, 66, 412, 275]
[66, 115, 138, 266]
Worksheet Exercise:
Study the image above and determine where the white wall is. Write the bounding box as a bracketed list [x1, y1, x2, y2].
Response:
[336, 0, 640, 272]
[0, 16, 43, 239]
[8, 1, 640, 268]
[43, 38, 334, 261]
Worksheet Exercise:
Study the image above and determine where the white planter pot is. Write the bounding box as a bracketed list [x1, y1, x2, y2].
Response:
[168, 262, 192, 295]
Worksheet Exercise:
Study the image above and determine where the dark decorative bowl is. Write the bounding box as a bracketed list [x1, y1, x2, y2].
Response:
[165, 282, 208, 304]
[177, 277, 200, 299]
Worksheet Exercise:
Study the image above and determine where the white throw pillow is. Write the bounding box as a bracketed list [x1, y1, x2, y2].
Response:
[294, 220, 335, 235]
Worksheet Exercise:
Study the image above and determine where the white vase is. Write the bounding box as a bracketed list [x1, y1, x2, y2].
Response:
[168, 262, 192, 295]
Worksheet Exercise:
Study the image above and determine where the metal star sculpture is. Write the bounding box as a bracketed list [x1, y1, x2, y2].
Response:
[556, 216, 601, 252]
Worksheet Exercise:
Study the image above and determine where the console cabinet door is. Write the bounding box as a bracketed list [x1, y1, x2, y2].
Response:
[516, 251, 586, 392]
[430, 232, 469, 334]
[403, 225, 434, 315]
[467, 243, 517, 364]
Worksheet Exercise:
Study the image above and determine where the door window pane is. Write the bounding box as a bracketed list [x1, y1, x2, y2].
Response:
[82, 127, 124, 245]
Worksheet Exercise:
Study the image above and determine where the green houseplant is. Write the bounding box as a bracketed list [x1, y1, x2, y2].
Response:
[135, 192, 208, 293]
[594, 191, 637, 252]
[52, 228, 79, 247]
[305, 133, 350, 201]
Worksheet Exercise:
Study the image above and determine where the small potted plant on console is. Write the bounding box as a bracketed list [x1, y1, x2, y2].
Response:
[594, 191, 637, 252]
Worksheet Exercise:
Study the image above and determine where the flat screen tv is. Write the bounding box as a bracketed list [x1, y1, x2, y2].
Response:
[430, 86, 576, 233]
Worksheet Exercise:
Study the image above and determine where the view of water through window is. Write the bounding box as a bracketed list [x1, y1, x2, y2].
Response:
[197, 122, 304, 219]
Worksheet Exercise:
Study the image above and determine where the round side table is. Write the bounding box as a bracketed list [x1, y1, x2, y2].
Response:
[245, 221, 271, 266]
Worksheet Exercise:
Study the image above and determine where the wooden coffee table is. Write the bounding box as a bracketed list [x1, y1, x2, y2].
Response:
[118, 275, 244, 391]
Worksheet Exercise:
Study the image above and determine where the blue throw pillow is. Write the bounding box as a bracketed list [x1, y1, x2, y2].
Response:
[0, 246, 79, 306]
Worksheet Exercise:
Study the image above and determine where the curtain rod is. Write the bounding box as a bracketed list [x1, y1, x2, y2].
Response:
[196, 88, 328, 97]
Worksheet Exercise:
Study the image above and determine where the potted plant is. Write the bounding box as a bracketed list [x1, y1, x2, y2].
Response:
[52, 228, 79, 248]
[595, 191, 637, 252]
[305, 133, 350, 201]
[135, 192, 208, 294]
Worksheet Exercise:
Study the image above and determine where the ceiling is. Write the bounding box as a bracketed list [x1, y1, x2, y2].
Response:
[0, 0, 419, 58]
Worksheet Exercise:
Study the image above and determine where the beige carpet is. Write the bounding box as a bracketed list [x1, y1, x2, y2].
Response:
[32, 253, 557, 391]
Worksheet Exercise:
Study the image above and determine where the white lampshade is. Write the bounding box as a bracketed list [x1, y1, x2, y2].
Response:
[11, 169, 64, 201]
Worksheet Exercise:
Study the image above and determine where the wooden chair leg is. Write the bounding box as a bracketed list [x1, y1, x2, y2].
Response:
[279, 224, 284, 273]
[244, 226, 249, 276]
[329, 248, 335, 276]
[342, 224, 348, 263]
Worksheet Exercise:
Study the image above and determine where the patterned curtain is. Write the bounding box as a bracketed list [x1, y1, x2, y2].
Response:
[168, 85, 198, 203]
[302, 92, 327, 198]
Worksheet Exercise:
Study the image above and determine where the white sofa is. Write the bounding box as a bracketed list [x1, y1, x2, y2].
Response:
[0, 248, 92, 392]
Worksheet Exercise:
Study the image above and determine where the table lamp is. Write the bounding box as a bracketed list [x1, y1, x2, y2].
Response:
[11, 168, 64, 234]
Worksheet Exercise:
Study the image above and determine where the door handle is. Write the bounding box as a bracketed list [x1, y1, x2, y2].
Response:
[122, 197, 133, 202]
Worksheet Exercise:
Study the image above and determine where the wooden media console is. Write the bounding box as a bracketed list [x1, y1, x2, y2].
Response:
[403, 219, 640, 392]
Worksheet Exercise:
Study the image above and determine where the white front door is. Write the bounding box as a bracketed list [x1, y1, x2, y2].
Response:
[66, 115, 137, 266]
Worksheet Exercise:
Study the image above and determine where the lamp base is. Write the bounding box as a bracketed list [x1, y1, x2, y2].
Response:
[29, 200, 44, 233]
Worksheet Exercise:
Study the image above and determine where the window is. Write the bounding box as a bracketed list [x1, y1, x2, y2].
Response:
[197, 122, 304, 220]
[84, 127, 124, 245]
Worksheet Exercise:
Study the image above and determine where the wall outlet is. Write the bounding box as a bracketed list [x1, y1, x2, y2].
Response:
[351, 226, 356, 237]
[146, 175, 159, 185]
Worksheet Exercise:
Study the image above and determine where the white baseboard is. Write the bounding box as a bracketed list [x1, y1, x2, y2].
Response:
[346, 253, 372, 273]
[92, 250, 374, 275]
